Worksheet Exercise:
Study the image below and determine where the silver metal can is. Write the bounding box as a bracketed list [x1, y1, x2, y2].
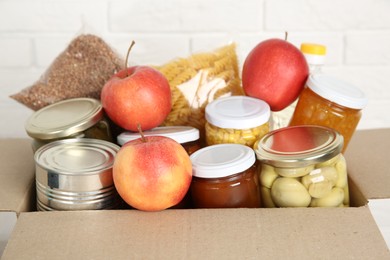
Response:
[34, 138, 120, 211]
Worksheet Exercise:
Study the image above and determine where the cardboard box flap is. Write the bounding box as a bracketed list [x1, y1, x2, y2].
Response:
[3, 209, 389, 259]
[345, 129, 390, 200]
[0, 139, 35, 213]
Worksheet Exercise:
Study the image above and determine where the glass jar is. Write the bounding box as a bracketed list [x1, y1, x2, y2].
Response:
[190, 144, 261, 208]
[289, 75, 367, 152]
[25, 98, 113, 152]
[205, 96, 270, 147]
[117, 126, 201, 155]
[255, 125, 349, 208]
[271, 43, 327, 131]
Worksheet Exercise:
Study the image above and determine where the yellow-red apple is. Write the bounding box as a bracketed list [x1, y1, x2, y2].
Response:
[113, 135, 192, 211]
[101, 66, 172, 131]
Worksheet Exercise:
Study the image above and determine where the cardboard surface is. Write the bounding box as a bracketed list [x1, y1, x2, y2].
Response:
[0, 138, 35, 213]
[345, 128, 390, 199]
[2, 208, 390, 260]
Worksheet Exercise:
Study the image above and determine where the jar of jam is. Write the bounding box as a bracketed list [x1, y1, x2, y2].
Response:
[25, 98, 113, 152]
[255, 125, 349, 208]
[117, 126, 201, 155]
[205, 96, 270, 148]
[289, 74, 367, 152]
[190, 144, 261, 208]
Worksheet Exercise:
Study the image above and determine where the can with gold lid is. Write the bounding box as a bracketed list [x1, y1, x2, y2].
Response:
[25, 97, 113, 152]
[255, 125, 349, 208]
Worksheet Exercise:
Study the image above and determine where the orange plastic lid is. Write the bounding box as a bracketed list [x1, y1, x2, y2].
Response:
[300, 43, 327, 55]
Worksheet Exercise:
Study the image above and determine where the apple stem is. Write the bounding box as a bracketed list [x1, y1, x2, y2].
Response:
[125, 40, 136, 77]
[137, 123, 147, 143]
[284, 31, 288, 41]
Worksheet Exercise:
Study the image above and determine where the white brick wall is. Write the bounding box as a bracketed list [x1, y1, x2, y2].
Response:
[1, 0, 389, 138]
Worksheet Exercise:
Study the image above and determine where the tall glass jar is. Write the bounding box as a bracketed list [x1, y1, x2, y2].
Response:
[190, 144, 260, 208]
[255, 125, 349, 208]
[205, 96, 270, 148]
[25, 98, 113, 152]
[289, 75, 367, 152]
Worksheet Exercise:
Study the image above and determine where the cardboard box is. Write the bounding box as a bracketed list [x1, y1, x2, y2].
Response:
[1, 130, 390, 259]
[0, 139, 35, 255]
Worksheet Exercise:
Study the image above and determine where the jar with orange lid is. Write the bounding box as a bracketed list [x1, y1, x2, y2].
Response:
[205, 96, 270, 148]
[271, 43, 327, 130]
[289, 74, 367, 152]
[190, 144, 261, 208]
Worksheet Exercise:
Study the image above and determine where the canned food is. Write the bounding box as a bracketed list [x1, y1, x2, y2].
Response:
[25, 98, 113, 152]
[34, 138, 120, 211]
[117, 126, 201, 155]
[205, 96, 270, 147]
[190, 144, 261, 208]
[289, 75, 367, 152]
[255, 125, 349, 208]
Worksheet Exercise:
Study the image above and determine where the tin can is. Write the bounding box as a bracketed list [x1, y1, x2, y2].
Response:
[255, 125, 349, 208]
[25, 98, 113, 152]
[205, 96, 270, 148]
[117, 126, 201, 155]
[34, 138, 120, 211]
[190, 144, 261, 208]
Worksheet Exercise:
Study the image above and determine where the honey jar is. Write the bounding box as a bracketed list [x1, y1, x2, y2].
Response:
[25, 98, 113, 152]
[205, 96, 270, 147]
[117, 126, 201, 155]
[289, 75, 367, 152]
[255, 125, 349, 208]
[190, 144, 261, 208]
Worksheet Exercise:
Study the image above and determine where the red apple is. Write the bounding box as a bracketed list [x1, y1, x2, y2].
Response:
[242, 38, 309, 111]
[101, 66, 172, 131]
[113, 135, 192, 211]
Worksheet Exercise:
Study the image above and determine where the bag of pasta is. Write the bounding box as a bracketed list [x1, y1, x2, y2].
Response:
[155, 43, 244, 143]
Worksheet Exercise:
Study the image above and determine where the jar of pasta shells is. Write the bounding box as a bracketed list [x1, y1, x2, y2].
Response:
[205, 96, 270, 148]
[255, 125, 349, 208]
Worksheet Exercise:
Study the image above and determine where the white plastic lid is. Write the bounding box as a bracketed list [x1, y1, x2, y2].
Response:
[117, 126, 200, 146]
[303, 53, 326, 66]
[205, 96, 270, 129]
[190, 144, 256, 178]
[307, 74, 368, 109]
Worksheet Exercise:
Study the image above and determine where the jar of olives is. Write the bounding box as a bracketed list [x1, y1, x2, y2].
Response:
[289, 74, 367, 153]
[25, 98, 113, 152]
[255, 125, 349, 208]
[205, 96, 270, 148]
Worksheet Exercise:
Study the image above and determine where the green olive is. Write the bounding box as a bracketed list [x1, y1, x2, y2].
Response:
[260, 164, 278, 188]
[274, 165, 315, 178]
[308, 180, 333, 198]
[335, 156, 348, 188]
[316, 155, 340, 168]
[310, 187, 344, 207]
[260, 186, 276, 208]
[271, 177, 311, 207]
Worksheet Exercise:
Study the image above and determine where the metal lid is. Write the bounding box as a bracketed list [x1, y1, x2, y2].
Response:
[25, 98, 103, 140]
[34, 138, 119, 175]
[205, 96, 270, 129]
[190, 144, 256, 178]
[117, 126, 200, 146]
[255, 125, 343, 168]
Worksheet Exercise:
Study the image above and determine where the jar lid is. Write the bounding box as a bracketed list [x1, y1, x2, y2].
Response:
[307, 74, 368, 109]
[190, 144, 256, 178]
[117, 126, 200, 146]
[205, 96, 270, 129]
[255, 125, 343, 168]
[34, 138, 119, 175]
[25, 98, 103, 140]
[300, 43, 327, 55]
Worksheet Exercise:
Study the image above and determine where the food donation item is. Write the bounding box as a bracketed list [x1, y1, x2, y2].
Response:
[190, 144, 261, 208]
[117, 126, 201, 155]
[289, 74, 367, 152]
[11, 34, 123, 110]
[34, 138, 120, 211]
[205, 96, 270, 147]
[271, 43, 327, 130]
[242, 37, 309, 112]
[25, 98, 113, 152]
[255, 125, 349, 208]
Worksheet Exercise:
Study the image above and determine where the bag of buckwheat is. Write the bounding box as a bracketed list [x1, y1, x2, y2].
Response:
[10, 34, 123, 110]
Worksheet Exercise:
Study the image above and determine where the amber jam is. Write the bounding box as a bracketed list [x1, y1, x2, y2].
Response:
[289, 75, 367, 152]
[190, 144, 261, 208]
